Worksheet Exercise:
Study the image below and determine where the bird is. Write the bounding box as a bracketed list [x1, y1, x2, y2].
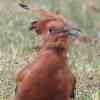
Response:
[16, 23, 76, 100]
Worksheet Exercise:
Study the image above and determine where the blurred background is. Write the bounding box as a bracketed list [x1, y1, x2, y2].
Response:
[0, 0, 100, 100]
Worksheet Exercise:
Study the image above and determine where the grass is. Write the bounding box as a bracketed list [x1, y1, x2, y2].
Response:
[0, 0, 100, 100]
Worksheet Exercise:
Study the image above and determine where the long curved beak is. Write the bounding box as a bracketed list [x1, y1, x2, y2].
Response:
[63, 24, 81, 38]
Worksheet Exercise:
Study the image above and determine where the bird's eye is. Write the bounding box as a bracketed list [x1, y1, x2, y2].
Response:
[49, 28, 53, 33]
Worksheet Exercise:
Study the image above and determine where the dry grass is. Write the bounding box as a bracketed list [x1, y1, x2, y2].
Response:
[0, 0, 100, 100]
